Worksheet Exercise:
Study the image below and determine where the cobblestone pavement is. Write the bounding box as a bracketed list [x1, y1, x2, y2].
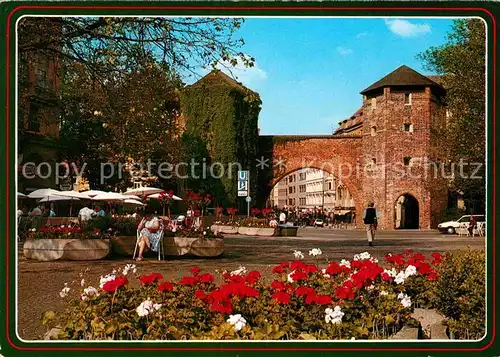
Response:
[17, 228, 485, 340]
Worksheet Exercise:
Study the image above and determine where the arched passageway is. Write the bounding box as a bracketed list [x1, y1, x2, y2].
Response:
[395, 194, 419, 229]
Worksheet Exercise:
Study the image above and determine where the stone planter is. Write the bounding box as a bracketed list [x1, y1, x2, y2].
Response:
[257, 227, 278, 236]
[164, 237, 224, 257]
[279, 226, 299, 237]
[23, 239, 110, 261]
[238, 227, 260, 236]
[211, 225, 239, 235]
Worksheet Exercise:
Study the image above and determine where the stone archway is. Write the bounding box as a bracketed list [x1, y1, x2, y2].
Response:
[259, 135, 363, 219]
[395, 194, 419, 229]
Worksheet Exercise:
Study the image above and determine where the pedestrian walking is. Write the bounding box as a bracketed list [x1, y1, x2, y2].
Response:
[279, 211, 286, 225]
[363, 202, 378, 246]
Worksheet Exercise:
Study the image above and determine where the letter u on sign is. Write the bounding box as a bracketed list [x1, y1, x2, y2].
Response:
[238, 171, 248, 180]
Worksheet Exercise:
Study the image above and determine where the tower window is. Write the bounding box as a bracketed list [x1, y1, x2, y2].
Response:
[404, 93, 412, 105]
[371, 98, 377, 110]
[403, 123, 413, 132]
[371, 126, 377, 136]
[403, 157, 411, 166]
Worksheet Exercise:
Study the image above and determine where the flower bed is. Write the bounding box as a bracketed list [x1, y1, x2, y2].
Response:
[43, 250, 451, 340]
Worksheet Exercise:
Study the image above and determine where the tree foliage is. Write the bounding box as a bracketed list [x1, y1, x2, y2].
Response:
[418, 19, 486, 208]
[18, 17, 253, 78]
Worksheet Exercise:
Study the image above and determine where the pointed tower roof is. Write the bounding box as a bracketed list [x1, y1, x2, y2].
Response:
[360, 65, 443, 95]
[187, 70, 258, 96]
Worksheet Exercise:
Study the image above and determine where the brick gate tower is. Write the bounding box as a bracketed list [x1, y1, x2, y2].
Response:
[359, 65, 448, 229]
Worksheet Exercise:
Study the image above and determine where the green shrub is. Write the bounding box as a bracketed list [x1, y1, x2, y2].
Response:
[110, 217, 140, 236]
[434, 249, 485, 339]
[83, 215, 113, 232]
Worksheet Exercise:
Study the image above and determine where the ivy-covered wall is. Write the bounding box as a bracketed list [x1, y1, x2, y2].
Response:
[180, 72, 261, 209]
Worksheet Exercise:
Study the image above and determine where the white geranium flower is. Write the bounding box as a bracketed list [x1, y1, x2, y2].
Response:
[99, 274, 116, 289]
[353, 252, 371, 261]
[227, 314, 247, 332]
[394, 271, 406, 285]
[59, 286, 70, 298]
[80, 279, 85, 287]
[404, 265, 417, 277]
[230, 266, 247, 276]
[397, 293, 412, 308]
[351, 337, 356, 340]
[321, 269, 331, 278]
[339, 259, 351, 269]
[153, 303, 162, 311]
[136, 300, 158, 317]
[309, 248, 322, 257]
[366, 284, 375, 291]
[81, 286, 100, 301]
[31, 228, 36, 232]
[122, 264, 136, 276]
[384, 268, 398, 278]
[293, 250, 305, 260]
[325, 306, 344, 324]
[61, 225, 65, 228]
[379, 290, 389, 296]
[287, 270, 295, 283]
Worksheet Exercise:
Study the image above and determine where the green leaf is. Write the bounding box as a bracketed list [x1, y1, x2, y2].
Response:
[41, 311, 56, 326]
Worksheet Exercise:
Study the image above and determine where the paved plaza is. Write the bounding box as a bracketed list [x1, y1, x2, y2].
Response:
[17, 228, 484, 340]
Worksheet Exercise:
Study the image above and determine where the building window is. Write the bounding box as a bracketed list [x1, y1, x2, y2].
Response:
[289, 187, 293, 194]
[27, 104, 40, 132]
[328, 182, 332, 190]
[36, 68, 48, 88]
[371, 126, 376, 136]
[371, 97, 377, 110]
[404, 93, 412, 105]
[293, 186, 296, 194]
[403, 123, 413, 132]
[288, 198, 293, 206]
[403, 156, 412, 166]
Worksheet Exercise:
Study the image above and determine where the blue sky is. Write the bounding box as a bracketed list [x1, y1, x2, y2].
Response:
[191, 18, 456, 135]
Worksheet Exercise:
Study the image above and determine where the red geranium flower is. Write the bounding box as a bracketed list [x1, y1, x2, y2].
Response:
[418, 262, 432, 275]
[315, 294, 333, 305]
[304, 264, 318, 274]
[157, 281, 174, 292]
[290, 261, 307, 271]
[190, 266, 201, 276]
[280, 261, 289, 269]
[272, 265, 285, 274]
[381, 272, 392, 281]
[271, 281, 286, 291]
[246, 271, 261, 285]
[403, 249, 414, 256]
[295, 286, 315, 297]
[195, 290, 207, 300]
[139, 272, 163, 286]
[325, 261, 341, 275]
[290, 270, 308, 282]
[243, 286, 260, 297]
[335, 286, 355, 300]
[305, 292, 317, 305]
[198, 273, 215, 283]
[427, 272, 438, 281]
[179, 276, 198, 286]
[102, 276, 128, 293]
[385, 254, 405, 266]
[210, 299, 233, 314]
[431, 252, 443, 265]
[272, 291, 291, 304]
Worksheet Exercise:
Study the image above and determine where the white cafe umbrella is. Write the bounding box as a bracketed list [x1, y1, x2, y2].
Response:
[148, 193, 182, 201]
[27, 188, 62, 199]
[122, 187, 164, 196]
[53, 190, 92, 199]
[122, 199, 146, 206]
[92, 192, 127, 201]
[18, 192, 27, 198]
[122, 194, 142, 201]
[81, 190, 106, 197]
[40, 196, 80, 203]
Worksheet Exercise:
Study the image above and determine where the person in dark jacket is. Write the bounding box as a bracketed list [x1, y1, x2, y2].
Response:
[362, 202, 378, 246]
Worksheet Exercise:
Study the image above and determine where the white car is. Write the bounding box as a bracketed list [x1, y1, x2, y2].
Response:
[314, 219, 324, 227]
[437, 215, 485, 234]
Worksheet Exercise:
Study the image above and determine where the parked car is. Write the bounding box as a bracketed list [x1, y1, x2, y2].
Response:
[437, 215, 485, 234]
[314, 219, 324, 227]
